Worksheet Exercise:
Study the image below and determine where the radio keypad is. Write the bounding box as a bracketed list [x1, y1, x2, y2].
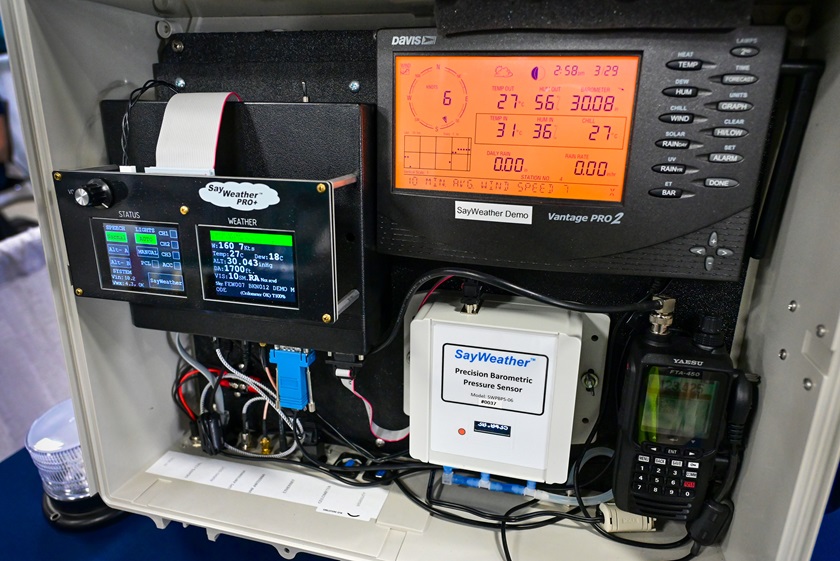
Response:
[633, 445, 705, 500]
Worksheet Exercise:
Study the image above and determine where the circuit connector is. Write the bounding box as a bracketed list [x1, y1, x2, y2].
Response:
[269, 347, 316, 410]
[599, 503, 656, 533]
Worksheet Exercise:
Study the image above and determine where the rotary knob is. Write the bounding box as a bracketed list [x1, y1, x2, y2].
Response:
[74, 178, 114, 208]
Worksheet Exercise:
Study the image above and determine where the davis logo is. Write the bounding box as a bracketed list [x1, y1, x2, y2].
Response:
[391, 35, 437, 46]
[199, 181, 280, 212]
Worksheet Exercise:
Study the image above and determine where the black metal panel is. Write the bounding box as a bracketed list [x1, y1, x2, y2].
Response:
[154, 31, 377, 104]
[59, 103, 382, 355]
[377, 27, 785, 280]
[434, 0, 754, 35]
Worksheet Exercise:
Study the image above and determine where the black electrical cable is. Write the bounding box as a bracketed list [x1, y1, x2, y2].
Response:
[371, 267, 665, 355]
[121, 79, 179, 166]
[671, 541, 703, 561]
[501, 499, 539, 561]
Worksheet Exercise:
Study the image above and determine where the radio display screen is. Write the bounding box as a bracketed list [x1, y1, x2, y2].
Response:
[198, 226, 298, 308]
[393, 55, 640, 202]
[637, 367, 719, 445]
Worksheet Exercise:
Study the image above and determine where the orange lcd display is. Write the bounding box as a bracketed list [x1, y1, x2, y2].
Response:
[393, 55, 640, 202]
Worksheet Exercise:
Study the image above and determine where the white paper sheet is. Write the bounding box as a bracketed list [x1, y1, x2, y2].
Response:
[146, 451, 389, 521]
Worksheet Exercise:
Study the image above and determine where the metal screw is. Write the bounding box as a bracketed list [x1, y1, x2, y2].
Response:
[322, 314, 332, 324]
[180, 205, 189, 215]
[804, 378, 814, 391]
[375, 438, 385, 448]
[816, 325, 827, 338]
[788, 300, 798, 312]
[171, 39, 184, 53]
[348, 80, 360, 93]
[74, 288, 83, 296]
[779, 349, 788, 360]
[174, 77, 186, 89]
[581, 371, 599, 396]
[316, 183, 327, 193]
[53, 172, 62, 181]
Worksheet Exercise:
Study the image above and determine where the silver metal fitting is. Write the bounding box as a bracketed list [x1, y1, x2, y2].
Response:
[649, 295, 676, 335]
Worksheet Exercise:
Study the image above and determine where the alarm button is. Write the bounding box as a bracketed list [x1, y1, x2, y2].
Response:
[709, 153, 744, 163]
[663, 86, 699, 98]
[659, 113, 695, 124]
[649, 188, 683, 198]
[731, 46, 760, 58]
[667, 59, 704, 71]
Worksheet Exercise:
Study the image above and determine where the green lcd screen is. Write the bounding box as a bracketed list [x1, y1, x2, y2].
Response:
[638, 367, 718, 445]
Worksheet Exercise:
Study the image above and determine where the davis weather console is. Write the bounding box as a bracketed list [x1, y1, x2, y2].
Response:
[377, 28, 785, 280]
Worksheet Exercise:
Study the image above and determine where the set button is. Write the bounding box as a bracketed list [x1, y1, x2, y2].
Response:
[709, 153, 743, 163]
[667, 59, 704, 71]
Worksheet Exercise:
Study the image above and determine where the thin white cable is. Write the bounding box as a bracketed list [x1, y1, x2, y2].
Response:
[338, 376, 409, 442]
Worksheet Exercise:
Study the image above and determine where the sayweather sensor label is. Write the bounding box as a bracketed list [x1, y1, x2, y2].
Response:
[441, 344, 548, 415]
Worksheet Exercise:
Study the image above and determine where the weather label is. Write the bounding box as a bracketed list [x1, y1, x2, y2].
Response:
[200, 227, 297, 307]
[99, 221, 184, 294]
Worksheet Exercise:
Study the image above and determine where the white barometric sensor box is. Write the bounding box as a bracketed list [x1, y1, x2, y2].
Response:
[408, 295, 609, 484]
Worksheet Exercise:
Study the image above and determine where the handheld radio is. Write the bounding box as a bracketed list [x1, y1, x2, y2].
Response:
[613, 299, 738, 521]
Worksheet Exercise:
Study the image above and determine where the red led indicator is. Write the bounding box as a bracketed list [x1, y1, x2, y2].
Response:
[458, 428, 466, 435]
[683, 481, 696, 489]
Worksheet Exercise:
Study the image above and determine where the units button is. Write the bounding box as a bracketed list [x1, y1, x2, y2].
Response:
[652, 163, 687, 174]
[704, 177, 739, 188]
[659, 113, 695, 124]
[709, 153, 744, 163]
[656, 139, 691, 149]
[721, 74, 758, 85]
[731, 46, 760, 57]
[667, 59, 704, 71]
[649, 188, 683, 198]
[715, 101, 754, 112]
[712, 127, 748, 138]
[663, 86, 699, 97]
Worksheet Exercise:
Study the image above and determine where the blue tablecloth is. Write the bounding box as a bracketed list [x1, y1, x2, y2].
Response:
[0, 447, 328, 560]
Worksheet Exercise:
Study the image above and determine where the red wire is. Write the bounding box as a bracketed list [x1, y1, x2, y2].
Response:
[177, 368, 223, 420]
[418, 275, 453, 309]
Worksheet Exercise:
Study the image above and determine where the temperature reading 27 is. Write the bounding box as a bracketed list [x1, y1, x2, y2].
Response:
[589, 125, 613, 141]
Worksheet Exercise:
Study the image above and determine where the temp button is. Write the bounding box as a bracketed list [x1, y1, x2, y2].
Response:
[667, 59, 704, 71]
